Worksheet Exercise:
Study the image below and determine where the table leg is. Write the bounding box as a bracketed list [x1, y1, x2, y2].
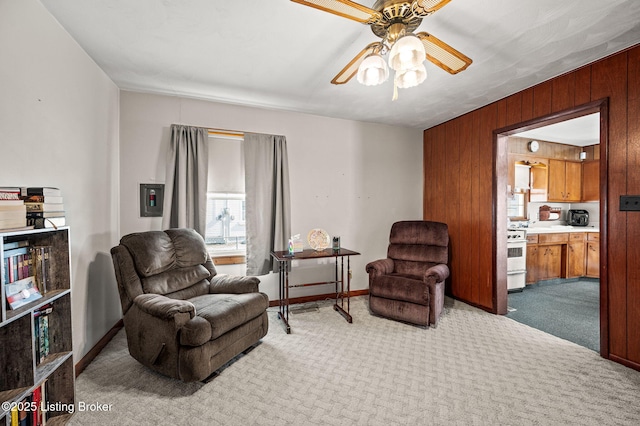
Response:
[333, 255, 352, 323]
[277, 261, 291, 334]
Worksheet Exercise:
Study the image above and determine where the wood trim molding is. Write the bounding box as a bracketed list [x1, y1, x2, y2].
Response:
[75, 319, 124, 377]
[212, 255, 246, 265]
[608, 354, 640, 372]
[268, 289, 369, 307]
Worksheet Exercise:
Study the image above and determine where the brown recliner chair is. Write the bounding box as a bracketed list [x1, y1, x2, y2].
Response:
[110, 228, 269, 382]
[366, 221, 450, 327]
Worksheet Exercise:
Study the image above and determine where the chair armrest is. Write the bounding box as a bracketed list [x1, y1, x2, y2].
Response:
[365, 259, 394, 277]
[423, 264, 450, 285]
[209, 274, 260, 294]
[133, 294, 195, 320]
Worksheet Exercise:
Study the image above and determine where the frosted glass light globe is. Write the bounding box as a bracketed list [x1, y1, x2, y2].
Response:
[357, 53, 389, 86]
[389, 34, 426, 71]
[395, 63, 427, 89]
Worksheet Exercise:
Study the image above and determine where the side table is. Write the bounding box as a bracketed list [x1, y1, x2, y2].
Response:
[270, 248, 360, 334]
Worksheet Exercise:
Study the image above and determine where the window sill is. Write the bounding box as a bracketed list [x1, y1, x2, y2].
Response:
[211, 254, 246, 265]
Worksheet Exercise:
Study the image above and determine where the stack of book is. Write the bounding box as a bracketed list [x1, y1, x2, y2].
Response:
[24, 187, 65, 229]
[0, 187, 27, 231]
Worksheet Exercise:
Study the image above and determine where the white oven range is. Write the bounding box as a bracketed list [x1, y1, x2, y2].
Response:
[507, 229, 527, 292]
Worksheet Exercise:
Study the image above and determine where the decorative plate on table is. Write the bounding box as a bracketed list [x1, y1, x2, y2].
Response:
[307, 228, 330, 251]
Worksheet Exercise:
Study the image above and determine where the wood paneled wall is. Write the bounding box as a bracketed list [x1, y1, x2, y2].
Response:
[423, 44, 640, 370]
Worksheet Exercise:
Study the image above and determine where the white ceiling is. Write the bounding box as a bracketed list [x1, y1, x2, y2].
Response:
[40, 0, 640, 129]
[515, 113, 600, 147]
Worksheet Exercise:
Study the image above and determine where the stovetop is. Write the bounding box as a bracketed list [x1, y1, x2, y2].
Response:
[507, 229, 527, 241]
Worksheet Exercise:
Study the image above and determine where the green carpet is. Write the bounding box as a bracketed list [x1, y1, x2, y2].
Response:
[507, 279, 600, 352]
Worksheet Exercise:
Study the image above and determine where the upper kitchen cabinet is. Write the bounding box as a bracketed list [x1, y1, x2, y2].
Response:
[582, 160, 600, 202]
[548, 159, 582, 202]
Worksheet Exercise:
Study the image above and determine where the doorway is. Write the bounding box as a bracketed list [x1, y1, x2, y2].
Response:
[506, 113, 600, 351]
[494, 99, 608, 356]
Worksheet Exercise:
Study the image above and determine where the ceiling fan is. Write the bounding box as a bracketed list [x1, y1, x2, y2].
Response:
[291, 0, 472, 95]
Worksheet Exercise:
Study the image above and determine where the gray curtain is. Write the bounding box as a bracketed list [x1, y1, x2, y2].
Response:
[162, 124, 208, 237]
[244, 133, 291, 275]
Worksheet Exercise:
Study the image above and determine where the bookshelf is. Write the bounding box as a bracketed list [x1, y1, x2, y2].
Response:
[0, 227, 74, 425]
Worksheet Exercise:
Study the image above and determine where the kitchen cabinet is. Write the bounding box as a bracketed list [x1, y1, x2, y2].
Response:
[548, 159, 582, 202]
[526, 233, 567, 283]
[525, 232, 599, 284]
[567, 233, 586, 278]
[508, 155, 548, 203]
[538, 245, 563, 280]
[582, 160, 599, 201]
[586, 233, 600, 278]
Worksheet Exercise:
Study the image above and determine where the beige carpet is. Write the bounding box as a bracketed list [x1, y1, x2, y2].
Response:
[69, 296, 640, 425]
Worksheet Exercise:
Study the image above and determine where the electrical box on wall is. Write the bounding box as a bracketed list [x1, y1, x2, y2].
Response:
[140, 183, 164, 217]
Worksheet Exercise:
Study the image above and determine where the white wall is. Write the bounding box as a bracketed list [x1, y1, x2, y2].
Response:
[120, 91, 423, 300]
[0, 0, 121, 359]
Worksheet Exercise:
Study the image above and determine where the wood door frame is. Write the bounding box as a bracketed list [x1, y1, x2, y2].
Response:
[493, 98, 609, 357]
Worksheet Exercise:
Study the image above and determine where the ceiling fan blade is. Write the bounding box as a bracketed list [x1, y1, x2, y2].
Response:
[331, 43, 379, 85]
[291, 0, 383, 24]
[415, 31, 472, 74]
[411, 0, 453, 17]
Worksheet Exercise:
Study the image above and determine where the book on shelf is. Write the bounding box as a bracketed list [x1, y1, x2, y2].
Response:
[31, 246, 51, 294]
[3, 246, 29, 283]
[0, 208, 27, 223]
[26, 187, 61, 197]
[22, 194, 64, 204]
[0, 204, 27, 230]
[34, 304, 53, 365]
[0, 199, 25, 207]
[18, 395, 30, 426]
[27, 216, 65, 230]
[0, 217, 27, 230]
[0, 187, 22, 200]
[3, 240, 29, 250]
[10, 405, 18, 425]
[32, 385, 43, 426]
[5, 275, 42, 310]
[24, 202, 64, 213]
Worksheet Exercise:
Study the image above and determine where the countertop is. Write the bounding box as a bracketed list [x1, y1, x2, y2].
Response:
[523, 225, 599, 234]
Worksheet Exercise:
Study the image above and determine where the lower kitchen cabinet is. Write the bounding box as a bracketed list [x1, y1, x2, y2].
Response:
[539, 244, 563, 280]
[567, 233, 587, 278]
[586, 233, 600, 278]
[525, 231, 599, 284]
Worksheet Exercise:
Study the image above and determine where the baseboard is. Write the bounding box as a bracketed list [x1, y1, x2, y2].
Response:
[75, 319, 124, 377]
[608, 354, 640, 373]
[268, 289, 369, 307]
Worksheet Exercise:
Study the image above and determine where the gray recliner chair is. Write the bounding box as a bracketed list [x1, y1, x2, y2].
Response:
[366, 221, 450, 327]
[110, 228, 269, 381]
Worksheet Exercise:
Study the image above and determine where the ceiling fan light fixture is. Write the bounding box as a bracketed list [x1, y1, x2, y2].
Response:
[388, 34, 426, 71]
[357, 53, 389, 86]
[395, 63, 427, 89]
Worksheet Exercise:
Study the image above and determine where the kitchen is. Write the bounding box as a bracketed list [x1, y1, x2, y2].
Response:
[505, 113, 600, 351]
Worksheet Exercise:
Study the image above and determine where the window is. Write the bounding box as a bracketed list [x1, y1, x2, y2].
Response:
[205, 193, 246, 255]
[206, 135, 245, 260]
